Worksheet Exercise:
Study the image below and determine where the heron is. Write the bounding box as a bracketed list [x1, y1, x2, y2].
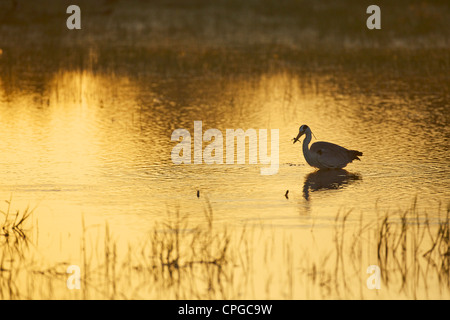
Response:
[293, 125, 363, 169]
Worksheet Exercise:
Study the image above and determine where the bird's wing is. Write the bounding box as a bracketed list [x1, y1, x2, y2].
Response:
[310, 142, 351, 169]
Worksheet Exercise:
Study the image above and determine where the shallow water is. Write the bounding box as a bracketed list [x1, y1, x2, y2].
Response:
[1, 68, 447, 228]
[0, 0, 449, 299]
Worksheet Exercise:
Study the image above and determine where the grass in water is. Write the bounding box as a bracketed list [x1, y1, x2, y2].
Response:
[0, 198, 449, 299]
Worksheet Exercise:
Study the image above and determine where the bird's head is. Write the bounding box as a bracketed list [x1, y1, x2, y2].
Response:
[293, 124, 310, 144]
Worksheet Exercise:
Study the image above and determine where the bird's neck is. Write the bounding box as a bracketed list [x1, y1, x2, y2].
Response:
[302, 132, 313, 164]
[302, 131, 312, 151]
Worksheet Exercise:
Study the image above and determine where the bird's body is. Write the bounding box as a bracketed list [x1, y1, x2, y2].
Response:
[293, 125, 362, 169]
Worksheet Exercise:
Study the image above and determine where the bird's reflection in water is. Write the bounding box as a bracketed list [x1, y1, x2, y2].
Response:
[303, 169, 361, 200]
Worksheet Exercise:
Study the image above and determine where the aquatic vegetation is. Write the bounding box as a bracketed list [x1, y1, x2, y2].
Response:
[0, 198, 449, 299]
[0, 197, 34, 239]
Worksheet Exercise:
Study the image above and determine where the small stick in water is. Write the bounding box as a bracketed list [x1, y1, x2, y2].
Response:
[197, 190, 200, 198]
[285, 190, 289, 199]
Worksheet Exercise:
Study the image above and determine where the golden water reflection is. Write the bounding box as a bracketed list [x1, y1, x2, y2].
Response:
[1, 0, 449, 300]
[0, 58, 449, 299]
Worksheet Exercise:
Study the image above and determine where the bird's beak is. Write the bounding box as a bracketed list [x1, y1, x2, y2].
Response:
[293, 132, 303, 144]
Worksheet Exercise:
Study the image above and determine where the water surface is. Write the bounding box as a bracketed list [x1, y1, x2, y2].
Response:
[0, 0, 449, 299]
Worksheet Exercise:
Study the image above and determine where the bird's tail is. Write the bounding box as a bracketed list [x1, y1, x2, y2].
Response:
[349, 150, 363, 161]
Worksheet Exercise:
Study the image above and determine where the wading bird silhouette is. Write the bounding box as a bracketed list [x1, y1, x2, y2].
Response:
[293, 125, 362, 169]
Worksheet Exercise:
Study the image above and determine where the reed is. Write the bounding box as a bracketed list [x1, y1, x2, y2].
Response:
[0, 197, 449, 299]
[0, 196, 34, 240]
